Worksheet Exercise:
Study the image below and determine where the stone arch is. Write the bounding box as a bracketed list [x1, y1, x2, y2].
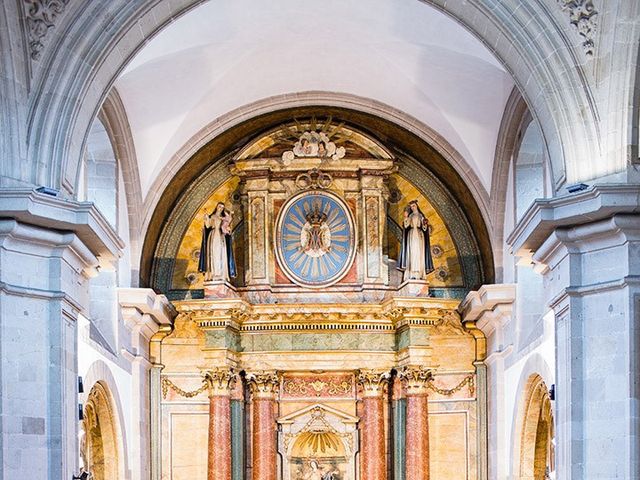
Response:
[512, 374, 555, 480]
[26, 0, 599, 199]
[81, 360, 129, 479]
[139, 91, 491, 247]
[81, 381, 122, 480]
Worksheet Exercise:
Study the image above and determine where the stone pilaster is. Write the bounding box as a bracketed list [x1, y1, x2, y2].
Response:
[246, 371, 279, 480]
[398, 366, 432, 480]
[357, 369, 391, 480]
[0, 189, 122, 480]
[508, 185, 640, 480]
[392, 376, 406, 480]
[204, 368, 237, 480]
[460, 284, 515, 480]
[119, 288, 175, 480]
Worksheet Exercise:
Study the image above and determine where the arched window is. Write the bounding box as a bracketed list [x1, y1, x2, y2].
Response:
[514, 119, 546, 221]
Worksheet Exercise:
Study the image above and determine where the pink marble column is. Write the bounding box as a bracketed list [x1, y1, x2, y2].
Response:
[399, 366, 433, 480]
[204, 369, 237, 480]
[247, 371, 280, 480]
[357, 370, 391, 480]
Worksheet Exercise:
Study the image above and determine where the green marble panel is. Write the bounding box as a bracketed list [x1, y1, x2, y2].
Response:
[394, 398, 406, 480]
[231, 400, 244, 480]
[240, 332, 395, 351]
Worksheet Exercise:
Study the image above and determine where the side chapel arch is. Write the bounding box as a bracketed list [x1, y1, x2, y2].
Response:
[513, 374, 555, 480]
[81, 381, 122, 480]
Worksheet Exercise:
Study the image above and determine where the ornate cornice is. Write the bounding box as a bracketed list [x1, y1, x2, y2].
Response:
[246, 371, 280, 399]
[356, 369, 391, 397]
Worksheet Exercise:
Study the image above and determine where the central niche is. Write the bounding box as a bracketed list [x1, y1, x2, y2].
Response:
[279, 404, 358, 480]
[275, 190, 356, 288]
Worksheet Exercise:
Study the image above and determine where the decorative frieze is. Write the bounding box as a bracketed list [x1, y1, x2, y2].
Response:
[282, 374, 353, 398]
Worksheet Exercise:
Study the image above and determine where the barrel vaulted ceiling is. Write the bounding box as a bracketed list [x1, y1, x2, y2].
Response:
[114, 0, 514, 198]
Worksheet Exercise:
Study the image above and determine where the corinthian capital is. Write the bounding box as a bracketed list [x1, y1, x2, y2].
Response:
[203, 368, 237, 396]
[246, 371, 280, 399]
[357, 369, 391, 397]
[398, 366, 432, 395]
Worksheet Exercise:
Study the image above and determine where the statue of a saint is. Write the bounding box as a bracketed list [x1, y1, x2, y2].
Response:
[198, 202, 237, 281]
[397, 200, 434, 281]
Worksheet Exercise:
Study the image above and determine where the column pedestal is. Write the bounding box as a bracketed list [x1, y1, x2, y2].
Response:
[246, 371, 280, 480]
[357, 370, 391, 480]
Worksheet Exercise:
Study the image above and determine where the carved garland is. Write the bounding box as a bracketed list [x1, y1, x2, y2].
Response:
[428, 375, 475, 397]
[161, 377, 208, 399]
[283, 378, 352, 397]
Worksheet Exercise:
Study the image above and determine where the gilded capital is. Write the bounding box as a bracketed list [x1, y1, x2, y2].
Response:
[398, 365, 433, 395]
[357, 369, 391, 397]
[203, 368, 237, 396]
[246, 371, 280, 399]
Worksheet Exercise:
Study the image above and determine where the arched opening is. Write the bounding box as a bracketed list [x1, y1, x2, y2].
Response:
[515, 374, 555, 480]
[81, 382, 121, 480]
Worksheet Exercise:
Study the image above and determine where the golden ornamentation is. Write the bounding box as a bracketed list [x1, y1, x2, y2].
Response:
[161, 377, 208, 399]
[434, 309, 466, 335]
[398, 366, 433, 395]
[204, 368, 237, 396]
[283, 377, 353, 397]
[382, 306, 406, 322]
[427, 374, 475, 397]
[357, 369, 391, 397]
[246, 371, 280, 398]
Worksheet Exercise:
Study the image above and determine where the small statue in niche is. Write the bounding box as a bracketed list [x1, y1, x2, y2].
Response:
[198, 201, 237, 281]
[397, 200, 434, 281]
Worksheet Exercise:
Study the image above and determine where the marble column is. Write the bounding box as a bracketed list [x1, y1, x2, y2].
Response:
[246, 371, 280, 480]
[398, 366, 432, 480]
[357, 369, 391, 480]
[392, 376, 406, 480]
[230, 379, 245, 480]
[205, 369, 237, 480]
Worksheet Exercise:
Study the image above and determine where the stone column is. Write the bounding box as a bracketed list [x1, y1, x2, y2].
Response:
[246, 371, 279, 480]
[459, 285, 515, 480]
[398, 366, 432, 480]
[392, 376, 406, 480]
[357, 369, 391, 480]
[204, 369, 237, 480]
[230, 379, 245, 480]
[507, 185, 640, 480]
[0, 191, 122, 480]
[119, 288, 175, 480]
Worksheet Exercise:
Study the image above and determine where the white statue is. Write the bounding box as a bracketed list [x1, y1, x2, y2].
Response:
[198, 202, 237, 281]
[397, 200, 434, 281]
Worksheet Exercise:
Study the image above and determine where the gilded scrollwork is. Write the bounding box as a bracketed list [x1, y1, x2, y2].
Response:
[283, 376, 353, 397]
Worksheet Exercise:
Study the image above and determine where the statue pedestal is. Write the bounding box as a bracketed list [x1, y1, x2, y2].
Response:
[203, 280, 239, 299]
[396, 279, 430, 298]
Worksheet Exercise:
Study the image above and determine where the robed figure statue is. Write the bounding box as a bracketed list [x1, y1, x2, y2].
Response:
[198, 202, 237, 281]
[397, 200, 434, 281]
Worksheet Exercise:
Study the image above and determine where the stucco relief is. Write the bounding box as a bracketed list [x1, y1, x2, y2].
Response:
[23, 0, 69, 60]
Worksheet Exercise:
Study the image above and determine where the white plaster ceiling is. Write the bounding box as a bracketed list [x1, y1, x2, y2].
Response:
[115, 0, 515, 198]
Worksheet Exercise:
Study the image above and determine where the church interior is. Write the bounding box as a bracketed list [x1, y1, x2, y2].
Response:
[1, 1, 639, 479]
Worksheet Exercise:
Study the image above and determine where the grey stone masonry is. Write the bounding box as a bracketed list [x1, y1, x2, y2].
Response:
[0, 189, 122, 480]
[508, 184, 640, 480]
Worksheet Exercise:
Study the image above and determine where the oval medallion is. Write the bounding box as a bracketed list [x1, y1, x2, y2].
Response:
[275, 191, 355, 288]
